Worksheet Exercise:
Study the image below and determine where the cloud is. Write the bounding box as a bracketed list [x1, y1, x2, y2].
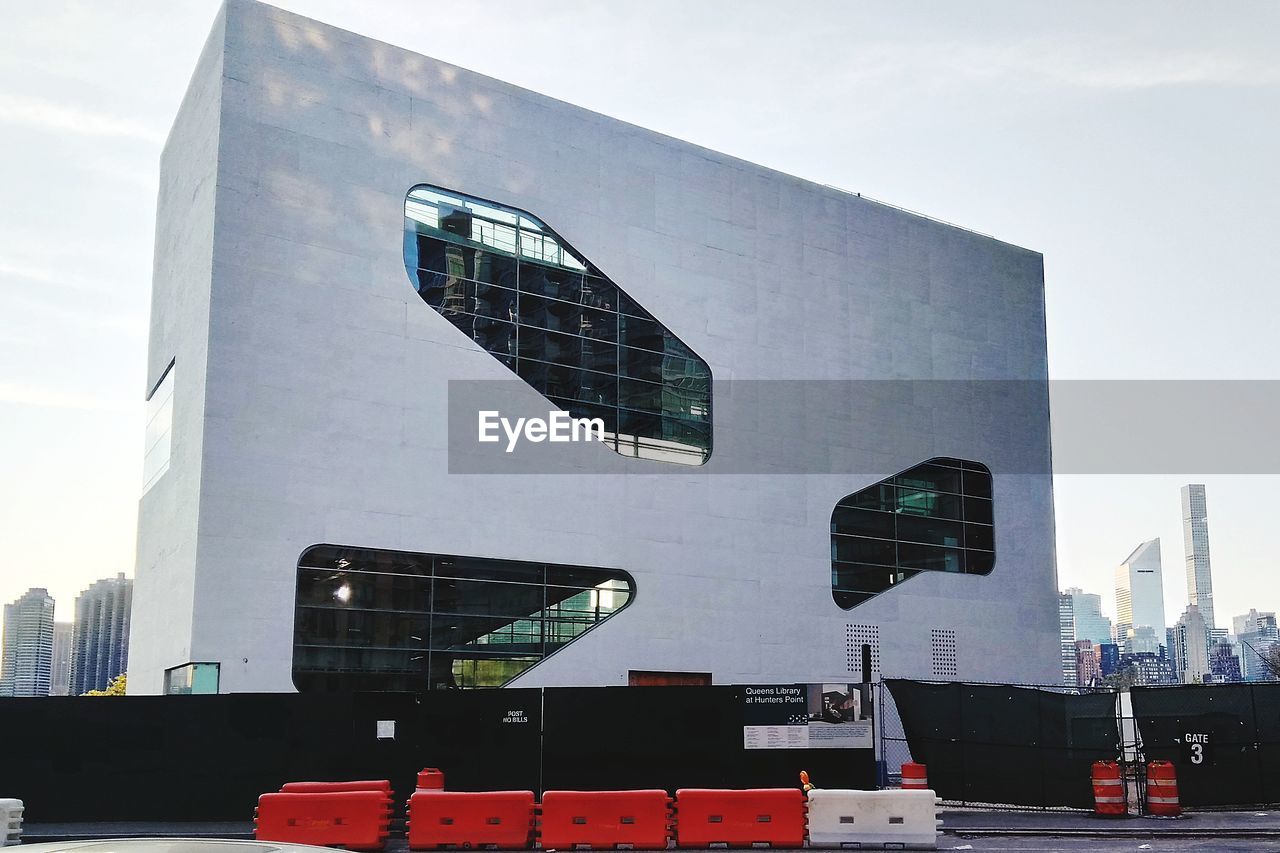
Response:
[0, 93, 164, 144]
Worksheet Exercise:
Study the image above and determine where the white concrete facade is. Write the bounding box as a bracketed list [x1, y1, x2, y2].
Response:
[129, 0, 1060, 694]
[1115, 539, 1167, 653]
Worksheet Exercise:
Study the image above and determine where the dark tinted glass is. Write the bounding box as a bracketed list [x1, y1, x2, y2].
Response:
[405, 185, 711, 465]
[294, 545, 633, 692]
[831, 458, 995, 609]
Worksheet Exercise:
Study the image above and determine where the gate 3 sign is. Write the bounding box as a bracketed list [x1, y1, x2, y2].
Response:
[1177, 731, 1212, 766]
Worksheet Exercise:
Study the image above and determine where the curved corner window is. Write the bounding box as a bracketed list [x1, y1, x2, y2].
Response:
[832, 457, 994, 610]
[403, 185, 711, 465]
[293, 545, 634, 692]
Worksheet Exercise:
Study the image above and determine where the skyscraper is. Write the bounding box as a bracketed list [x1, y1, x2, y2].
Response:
[1059, 593, 1076, 685]
[1182, 485, 1216, 631]
[50, 621, 73, 696]
[70, 574, 133, 695]
[1172, 604, 1212, 684]
[0, 588, 56, 697]
[1234, 610, 1279, 682]
[1064, 587, 1112, 645]
[1115, 539, 1166, 652]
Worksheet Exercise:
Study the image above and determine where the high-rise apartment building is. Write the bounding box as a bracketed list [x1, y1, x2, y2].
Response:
[1115, 539, 1166, 652]
[70, 574, 133, 695]
[1172, 604, 1212, 685]
[1064, 587, 1112, 645]
[1120, 651, 1177, 686]
[1059, 593, 1076, 685]
[1098, 643, 1121, 677]
[1075, 640, 1101, 687]
[1209, 641, 1242, 683]
[0, 588, 56, 697]
[1234, 609, 1279, 682]
[1181, 485, 1216, 631]
[50, 621, 73, 696]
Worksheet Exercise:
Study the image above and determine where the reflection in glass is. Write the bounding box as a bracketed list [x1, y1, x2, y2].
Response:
[832, 458, 995, 610]
[293, 545, 634, 692]
[163, 662, 219, 695]
[404, 185, 712, 465]
[142, 362, 175, 494]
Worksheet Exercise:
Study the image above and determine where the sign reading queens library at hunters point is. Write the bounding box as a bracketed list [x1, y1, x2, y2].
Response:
[740, 684, 874, 750]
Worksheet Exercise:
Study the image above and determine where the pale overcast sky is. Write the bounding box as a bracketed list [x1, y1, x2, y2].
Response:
[1, 2, 1277, 632]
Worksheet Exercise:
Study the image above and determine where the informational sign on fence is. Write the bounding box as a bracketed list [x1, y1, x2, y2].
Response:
[741, 684, 873, 749]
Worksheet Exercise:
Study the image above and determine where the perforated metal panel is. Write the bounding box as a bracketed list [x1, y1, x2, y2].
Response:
[846, 624, 881, 680]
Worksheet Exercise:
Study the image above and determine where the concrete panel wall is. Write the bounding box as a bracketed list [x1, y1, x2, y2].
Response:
[130, 0, 1060, 693]
[127, 6, 227, 695]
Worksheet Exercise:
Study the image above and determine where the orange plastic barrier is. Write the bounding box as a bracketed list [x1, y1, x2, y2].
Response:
[255, 790, 392, 850]
[901, 762, 929, 790]
[417, 768, 446, 791]
[407, 790, 535, 849]
[1147, 760, 1181, 817]
[538, 790, 672, 850]
[673, 789, 805, 848]
[280, 780, 393, 794]
[1091, 761, 1125, 817]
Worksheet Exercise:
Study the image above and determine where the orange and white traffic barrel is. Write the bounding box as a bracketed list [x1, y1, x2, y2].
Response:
[1091, 760, 1125, 816]
[1146, 760, 1181, 817]
[901, 762, 929, 790]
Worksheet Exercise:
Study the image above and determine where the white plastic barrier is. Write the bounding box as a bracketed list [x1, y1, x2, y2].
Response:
[807, 789, 941, 849]
[0, 799, 22, 847]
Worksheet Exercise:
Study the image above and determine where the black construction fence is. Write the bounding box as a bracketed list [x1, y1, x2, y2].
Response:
[0, 686, 874, 823]
[885, 679, 1120, 809]
[1132, 682, 1280, 807]
[885, 678, 1280, 810]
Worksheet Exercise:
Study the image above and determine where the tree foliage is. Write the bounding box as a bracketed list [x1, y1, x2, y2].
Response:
[84, 673, 127, 696]
[1099, 664, 1139, 691]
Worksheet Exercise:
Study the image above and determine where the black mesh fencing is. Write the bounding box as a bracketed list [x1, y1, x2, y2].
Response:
[885, 679, 1280, 809]
[0, 686, 875, 823]
[1132, 682, 1280, 807]
[884, 679, 1120, 808]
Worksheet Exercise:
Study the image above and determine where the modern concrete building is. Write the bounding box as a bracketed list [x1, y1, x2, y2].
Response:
[1172, 603, 1212, 685]
[1181, 484, 1216, 631]
[49, 622, 73, 696]
[1064, 586, 1112, 646]
[0, 588, 55, 697]
[70, 574, 133, 695]
[1114, 539, 1166, 652]
[127, 0, 1059, 694]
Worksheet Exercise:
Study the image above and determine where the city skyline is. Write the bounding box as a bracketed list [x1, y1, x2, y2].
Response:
[2, 2, 1279, 633]
[0, 575, 133, 696]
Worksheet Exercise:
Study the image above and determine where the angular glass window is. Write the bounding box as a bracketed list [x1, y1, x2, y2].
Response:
[404, 185, 712, 465]
[832, 458, 995, 610]
[293, 545, 634, 692]
[142, 360, 175, 495]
